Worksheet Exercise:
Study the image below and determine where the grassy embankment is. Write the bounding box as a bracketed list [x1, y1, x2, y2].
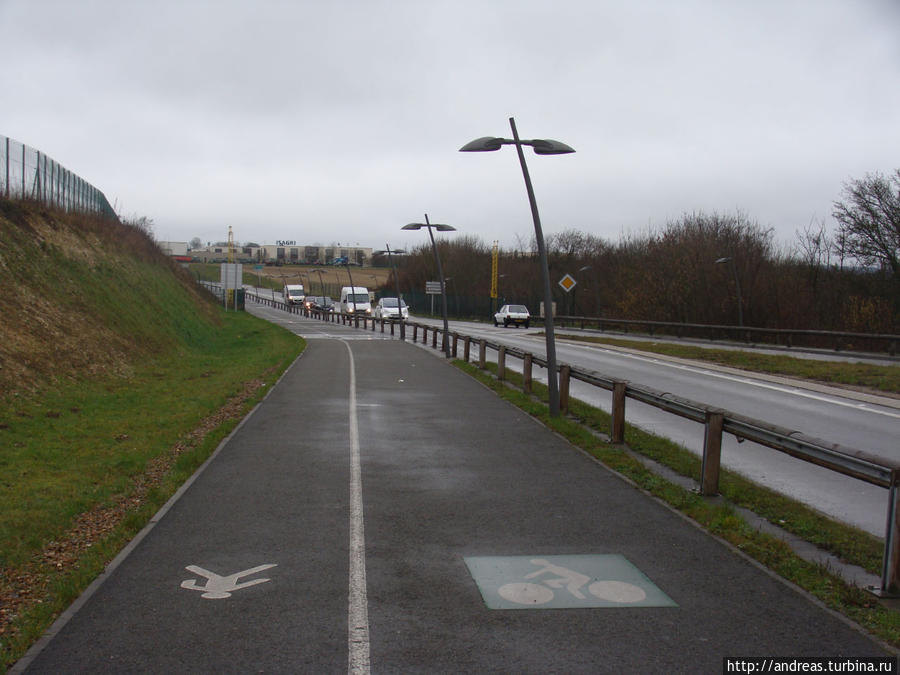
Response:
[0, 201, 303, 669]
[453, 345, 900, 647]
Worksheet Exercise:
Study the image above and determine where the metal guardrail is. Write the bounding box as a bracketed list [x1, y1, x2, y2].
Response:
[237, 287, 900, 595]
[553, 315, 900, 356]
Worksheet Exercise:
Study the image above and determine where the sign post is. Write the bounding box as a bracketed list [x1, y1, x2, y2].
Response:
[425, 281, 441, 316]
[559, 273, 577, 316]
[221, 263, 243, 311]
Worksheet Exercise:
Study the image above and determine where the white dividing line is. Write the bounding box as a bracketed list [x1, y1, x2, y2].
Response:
[606, 349, 900, 421]
[344, 341, 371, 674]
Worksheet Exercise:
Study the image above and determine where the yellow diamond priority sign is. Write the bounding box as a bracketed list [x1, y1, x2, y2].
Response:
[558, 273, 577, 293]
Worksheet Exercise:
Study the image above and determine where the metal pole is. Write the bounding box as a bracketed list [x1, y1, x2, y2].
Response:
[345, 263, 356, 317]
[509, 117, 560, 416]
[386, 245, 405, 340]
[425, 214, 451, 357]
[730, 258, 744, 327]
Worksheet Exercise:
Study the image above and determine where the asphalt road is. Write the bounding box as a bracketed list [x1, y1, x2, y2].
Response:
[16, 310, 892, 673]
[409, 316, 900, 537]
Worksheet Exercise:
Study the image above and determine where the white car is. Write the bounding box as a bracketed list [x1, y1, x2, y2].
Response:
[374, 297, 409, 320]
[494, 304, 530, 328]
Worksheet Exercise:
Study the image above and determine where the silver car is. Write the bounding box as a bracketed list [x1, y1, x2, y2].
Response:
[374, 297, 409, 320]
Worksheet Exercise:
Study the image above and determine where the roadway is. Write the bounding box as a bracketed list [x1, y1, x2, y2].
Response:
[15, 308, 891, 673]
[408, 315, 900, 538]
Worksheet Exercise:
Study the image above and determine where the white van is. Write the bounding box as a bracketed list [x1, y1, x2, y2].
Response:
[283, 284, 305, 305]
[340, 286, 371, 315]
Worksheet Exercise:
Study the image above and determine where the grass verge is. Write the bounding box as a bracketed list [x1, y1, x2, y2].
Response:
[0, 309, 304, 670]
[454, 359, 900, 648]
[556, 335, 900, 394]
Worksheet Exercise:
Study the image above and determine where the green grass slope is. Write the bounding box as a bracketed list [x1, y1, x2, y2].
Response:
[0, 200, 304, 668]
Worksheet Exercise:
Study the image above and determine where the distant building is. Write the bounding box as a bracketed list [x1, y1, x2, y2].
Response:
[157, 241, 188, 256]
[187, 243, 373, 266]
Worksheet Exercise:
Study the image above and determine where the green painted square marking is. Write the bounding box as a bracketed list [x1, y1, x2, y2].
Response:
[464, 554, 677, 610]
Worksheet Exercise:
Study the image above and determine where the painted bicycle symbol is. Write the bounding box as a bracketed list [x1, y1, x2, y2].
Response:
[497, 558, 648, 606]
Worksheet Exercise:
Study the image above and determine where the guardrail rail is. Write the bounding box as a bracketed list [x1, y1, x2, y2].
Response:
[553, 315, 899, 356]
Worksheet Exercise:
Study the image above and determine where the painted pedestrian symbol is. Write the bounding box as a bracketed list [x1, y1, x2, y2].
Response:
[181, 563, 277, 599]
[465, 554, 677, 610]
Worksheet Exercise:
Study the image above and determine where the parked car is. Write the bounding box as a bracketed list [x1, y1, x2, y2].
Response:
[494, 304, 530, 328]
[374, 297, 409, 320]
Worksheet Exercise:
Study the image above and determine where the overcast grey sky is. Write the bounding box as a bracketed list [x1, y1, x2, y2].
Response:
[2, 0, 898, 251]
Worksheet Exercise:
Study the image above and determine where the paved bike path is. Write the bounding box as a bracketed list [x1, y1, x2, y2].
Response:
[17, 316, 890, 673]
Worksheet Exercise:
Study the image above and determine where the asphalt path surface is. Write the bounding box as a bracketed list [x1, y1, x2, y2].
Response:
[410, 316, 900, 537]
[16, 307, 892, 673]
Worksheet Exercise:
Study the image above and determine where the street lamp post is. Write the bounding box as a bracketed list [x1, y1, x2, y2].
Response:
[313, 269, 327, 313]
[314, 269, 325, 295]
[402, 215, 455, 358]
[343, 262, 356, 320]
[374, 245, 407, 340]
[461, 117, 575, 417]
[715, 256, 744, 327]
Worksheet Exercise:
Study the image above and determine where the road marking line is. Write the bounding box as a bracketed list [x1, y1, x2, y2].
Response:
[344, 341, 371, 674]
[609, 349, 900, 421]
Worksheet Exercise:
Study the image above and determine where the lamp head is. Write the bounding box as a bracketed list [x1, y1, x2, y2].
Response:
[459, 136, 506, 152]
[530, 139, 576, 155]
[403, 223, 456, 232]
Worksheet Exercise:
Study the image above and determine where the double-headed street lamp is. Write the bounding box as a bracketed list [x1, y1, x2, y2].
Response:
[460, 117, 575, 417]
[402, 215, 455, 358]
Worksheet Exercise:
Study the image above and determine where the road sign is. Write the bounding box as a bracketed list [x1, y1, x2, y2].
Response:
[220, 263, 243, 290]
[559, 273, 577, 293]
[425, 281, 442, 295]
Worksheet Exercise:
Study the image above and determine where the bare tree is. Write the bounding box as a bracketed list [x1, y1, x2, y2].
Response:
[832, 169, 900, 277]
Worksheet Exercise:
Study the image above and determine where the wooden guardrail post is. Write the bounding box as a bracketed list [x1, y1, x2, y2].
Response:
[699, 410, 724, 495]
[479, 339, 486, 369]
[432, 328, 438, 349]
[497, 346, 506, 381]
[464, 336, 471, 362]
[452, 333, 459, 358]
[413, 324, 418, 341]
[611, 381, 627, 443]
[559, 365, 570, 415]
[523, 353, 533, 392]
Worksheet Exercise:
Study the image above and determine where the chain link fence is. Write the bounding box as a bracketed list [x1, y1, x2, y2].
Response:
[1, 133, 116, 218]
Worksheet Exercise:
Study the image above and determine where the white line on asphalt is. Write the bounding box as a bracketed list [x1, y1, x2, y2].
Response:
[607, 349, 900, 421]
[345, 341, 371, 674]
